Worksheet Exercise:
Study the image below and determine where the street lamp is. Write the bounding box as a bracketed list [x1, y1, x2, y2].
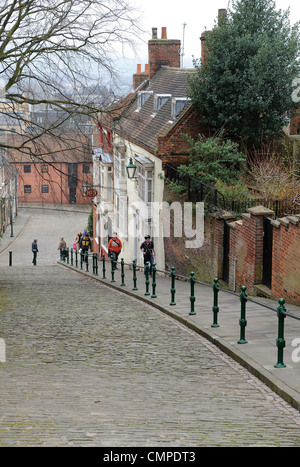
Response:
[126, 158, 137, 180]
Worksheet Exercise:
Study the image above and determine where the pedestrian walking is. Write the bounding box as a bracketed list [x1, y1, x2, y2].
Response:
[140, 235, 155, 275]
[58, 237, 67, 262]
[32, 238, 38, 265]
[74, 232, 82, 251]
[80, 231, 91, 262]
[108, 232, 122, 270]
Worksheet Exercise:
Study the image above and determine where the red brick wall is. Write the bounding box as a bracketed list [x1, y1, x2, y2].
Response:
[228, 207, 274, 293]
[290, 111, 300, 135]
[148, 39, 181, 80]
[163, 190, 231, 282]
[158, 108, 208, 166]
[271, 216, 300, 305]
[14, 161, 93, 205]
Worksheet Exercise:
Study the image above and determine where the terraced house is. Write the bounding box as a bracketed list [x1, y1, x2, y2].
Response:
[93, 27, 207, 269]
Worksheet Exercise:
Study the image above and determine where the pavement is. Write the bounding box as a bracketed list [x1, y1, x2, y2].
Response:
[1, 205, 300, 413]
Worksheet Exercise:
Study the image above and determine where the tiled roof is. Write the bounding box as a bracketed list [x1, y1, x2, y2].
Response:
[114, 67, 196, 152]
[5, 133, 93, 164]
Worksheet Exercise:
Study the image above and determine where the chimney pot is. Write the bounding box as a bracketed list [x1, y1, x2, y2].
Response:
[145, 64, 149, 74]
[161, 27, 167, 39]
[152, 28, 158, 39]
[137, 64, 141, 74]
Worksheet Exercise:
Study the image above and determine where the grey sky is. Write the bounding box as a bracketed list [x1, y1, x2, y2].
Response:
[127, 0, 300, 72]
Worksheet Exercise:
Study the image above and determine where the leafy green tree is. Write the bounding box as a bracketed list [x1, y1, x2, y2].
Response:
[188, 0, 300, 146]
[178, 132, 246, 186]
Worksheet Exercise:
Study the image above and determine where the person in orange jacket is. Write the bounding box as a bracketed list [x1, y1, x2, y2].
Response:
[108, 232, 122, 270]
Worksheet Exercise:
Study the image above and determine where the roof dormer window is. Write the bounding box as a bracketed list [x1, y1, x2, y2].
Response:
[171, 97, 190, 119]
[154, 94, 171, 112]
[137, 91, 153, 111]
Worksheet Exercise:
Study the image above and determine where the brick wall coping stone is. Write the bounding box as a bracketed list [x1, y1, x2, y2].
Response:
[246, 205, 274, 216]
[228, 219, 243, 229]
[209, 210, 235, 220]
[272, 215, 300, 228]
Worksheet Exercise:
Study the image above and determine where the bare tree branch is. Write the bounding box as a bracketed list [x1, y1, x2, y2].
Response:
[0, 0, 142, 155]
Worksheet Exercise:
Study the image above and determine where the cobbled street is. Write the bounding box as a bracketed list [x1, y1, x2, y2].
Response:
[0, 206, 299, 447]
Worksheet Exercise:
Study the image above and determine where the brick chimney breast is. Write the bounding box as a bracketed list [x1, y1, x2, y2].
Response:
[148, 28, 181, 80]
[133, 63, 149, 90]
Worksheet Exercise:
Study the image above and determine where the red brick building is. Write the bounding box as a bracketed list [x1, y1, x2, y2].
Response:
[7, 133, 93, 205]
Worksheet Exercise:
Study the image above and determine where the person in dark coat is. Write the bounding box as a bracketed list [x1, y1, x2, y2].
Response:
[140, 235, 155, 275]
[32, 239, 38, 265]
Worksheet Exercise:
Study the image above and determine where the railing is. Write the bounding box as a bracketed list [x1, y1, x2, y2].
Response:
[164, 163, 300, 218]
[164, 163, 225, 208]
[60, 247, 300, 369]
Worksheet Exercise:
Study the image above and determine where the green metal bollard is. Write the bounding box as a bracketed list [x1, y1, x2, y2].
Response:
[120, 258, 125, 286]
[92, 253, 96, 275]
[75, 249, 78, 268]
[86, 253, 89, 272]
[9, 250, 12, 267]
[151, 263, 157, 298]
[238, 286, 248, 344]
[80, 250, 83, 270]
[132, 260, 138, 290]
[144, 262, 150, 296]
[189, 272, 196, 315]
[211, 278, 220, 328]
[110, 255, 115, 282]
[170, 267, 176, 305]
[274, 298, 287, 368]
[102, 254, 106, 279]
[71, 248, 74, 266]
[66, 248, 69, 264]
[94, 253, 98, 276]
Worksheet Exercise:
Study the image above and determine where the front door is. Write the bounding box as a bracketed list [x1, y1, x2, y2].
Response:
[70, 188, 76, 204]
[222, 220, 230, 283]
[263, 216, 273, 289]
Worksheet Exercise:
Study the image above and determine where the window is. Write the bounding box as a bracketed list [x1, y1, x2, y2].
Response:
[116, 195, 128, 237]
[107, 167, 113, 201]
[83, 164, 90, 174]
[41, 164, 48, 173]
[137, 165, 154, 203]
[154, 94, 171, 113]
[24, 185, 31, 193]
[41, 185, 49, 193]
[24, 165, 31, 173]
[137, 91, 153, 111]
[171, 98, 190, 119]
[114, 149, 126, 180]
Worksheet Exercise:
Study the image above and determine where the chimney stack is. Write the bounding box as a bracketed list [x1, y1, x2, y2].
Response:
[200, 9, 226, 64]
[133, 63, 149, 90]
[218, 8, 227, 26]
[148, 27, 181, 80]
